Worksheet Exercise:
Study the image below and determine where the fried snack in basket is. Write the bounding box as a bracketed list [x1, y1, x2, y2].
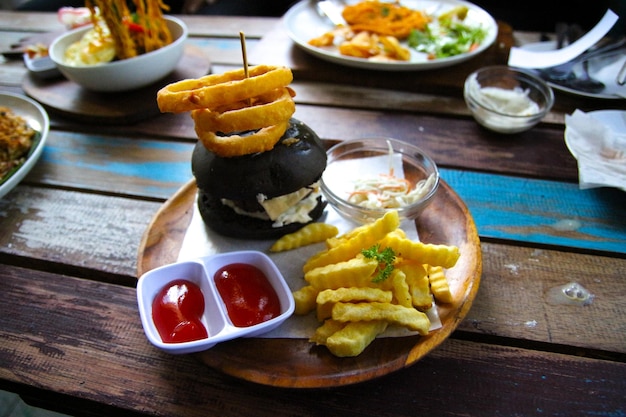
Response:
[157, 65, 296, 157]
[294, 209, 460, 357]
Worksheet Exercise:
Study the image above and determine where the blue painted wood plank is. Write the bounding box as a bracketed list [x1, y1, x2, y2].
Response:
[31, 132, 193, 198]
[440, 168, 626, 255]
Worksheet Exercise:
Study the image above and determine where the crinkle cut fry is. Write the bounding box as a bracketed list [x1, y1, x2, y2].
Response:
[325, 320, 389, 357]
[331, 301, 430, 334]
[380, 232, 460, 269]
[270, 222, 339, 252]
[303, 210, 400, 273]
[304, 257, 379, 290]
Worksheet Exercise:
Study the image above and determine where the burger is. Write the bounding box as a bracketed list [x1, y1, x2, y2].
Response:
[156, 65, 327, 239]
[191, 118, 327, 239]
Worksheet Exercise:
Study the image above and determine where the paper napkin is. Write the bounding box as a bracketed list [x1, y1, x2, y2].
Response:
[564, 109, 626, 191]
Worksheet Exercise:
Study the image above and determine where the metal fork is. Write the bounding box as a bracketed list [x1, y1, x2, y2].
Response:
[542, 35, 626, 81]
[316, 0, 346, 26]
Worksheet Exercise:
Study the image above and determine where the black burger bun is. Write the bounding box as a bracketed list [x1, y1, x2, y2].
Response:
[192, 119, 328, 239]
[192, 119, 327, 200]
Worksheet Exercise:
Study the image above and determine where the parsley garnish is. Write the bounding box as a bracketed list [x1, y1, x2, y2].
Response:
[361, 244, 396, 283]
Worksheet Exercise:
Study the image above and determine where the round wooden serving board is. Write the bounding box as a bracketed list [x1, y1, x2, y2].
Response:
[22, 45, 210, 125]
[137, 176, 482, 388]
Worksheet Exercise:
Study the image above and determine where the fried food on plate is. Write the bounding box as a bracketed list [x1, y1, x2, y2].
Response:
[1, 106, 36, 179]
[293, 209, 460, 357]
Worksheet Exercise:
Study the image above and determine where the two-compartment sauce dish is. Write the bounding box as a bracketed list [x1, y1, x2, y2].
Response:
[137, 250, 295, 354]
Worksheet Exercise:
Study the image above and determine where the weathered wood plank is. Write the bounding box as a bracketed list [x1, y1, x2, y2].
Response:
[27, 130, 193, 198]
[0, 186, 157, 278]
[461, 244, 626, 353]
[43, 104, 579, 181]
[1, 264, 624, 417]
[441, 168, 626, 255]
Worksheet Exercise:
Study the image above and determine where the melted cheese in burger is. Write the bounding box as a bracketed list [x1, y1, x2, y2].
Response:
[221, 181, 321, 227]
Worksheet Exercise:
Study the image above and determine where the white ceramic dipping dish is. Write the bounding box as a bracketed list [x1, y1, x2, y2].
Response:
[137, 250, 295, 354]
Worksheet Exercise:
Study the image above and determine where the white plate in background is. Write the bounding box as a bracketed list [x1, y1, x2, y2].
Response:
[283, 0, 498, 71]
[0, 92, 49, 199]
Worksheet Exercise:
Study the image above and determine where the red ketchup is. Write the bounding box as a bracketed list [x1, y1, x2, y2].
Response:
[152, 279, 208, 343]
[214, 263, 281, 327]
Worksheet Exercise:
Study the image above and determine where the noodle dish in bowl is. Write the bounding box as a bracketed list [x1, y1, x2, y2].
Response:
[49, 0, 187, 92]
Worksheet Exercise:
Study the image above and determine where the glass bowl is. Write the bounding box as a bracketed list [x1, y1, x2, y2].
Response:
[321, 138, 440, 224]
[464, 65, 554, 134]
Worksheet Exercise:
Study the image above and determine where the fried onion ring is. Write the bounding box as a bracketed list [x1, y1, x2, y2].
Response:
[195, 121, 289, 158]
[191, 87, 296, 134]
[157, 65, 293, 113]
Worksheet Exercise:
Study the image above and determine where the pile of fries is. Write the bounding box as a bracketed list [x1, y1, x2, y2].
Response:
[287, 210, 459, 357]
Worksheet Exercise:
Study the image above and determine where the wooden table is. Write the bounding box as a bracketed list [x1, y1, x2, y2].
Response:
[1, 10, 625, 417]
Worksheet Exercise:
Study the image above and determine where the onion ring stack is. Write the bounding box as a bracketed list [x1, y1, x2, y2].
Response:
[157, 65, 296, 157]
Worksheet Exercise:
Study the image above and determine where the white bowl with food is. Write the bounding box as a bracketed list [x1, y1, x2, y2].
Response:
[0, 92, 49, 199]
[137, 250, 295, 354]
[49, 15, 187, 92]
[321, 138, 440, 224]
[464, 65, 554, 134]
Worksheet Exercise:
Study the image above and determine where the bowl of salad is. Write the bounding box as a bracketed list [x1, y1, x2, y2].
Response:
[321, 138, 440, 224]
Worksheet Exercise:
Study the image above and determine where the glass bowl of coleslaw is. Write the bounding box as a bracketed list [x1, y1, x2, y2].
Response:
[321, 138, 440, 224]
[464, 66, 554, 134]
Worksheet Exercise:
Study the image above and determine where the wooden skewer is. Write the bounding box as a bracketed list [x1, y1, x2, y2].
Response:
[240, 31, 249, 73]
[239, 31, 251, 105]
